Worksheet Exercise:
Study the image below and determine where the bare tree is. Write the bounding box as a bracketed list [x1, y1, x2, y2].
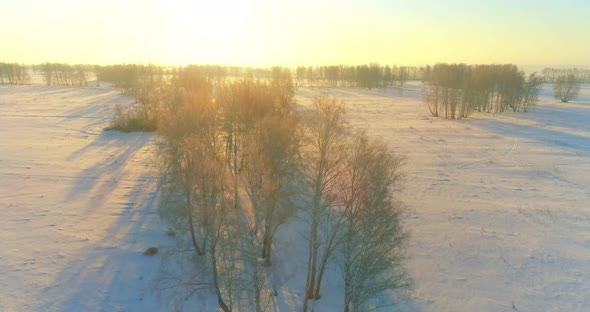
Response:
[339, 132, 409, 312]
[244, 111, 301, 266]
[554, 74, 580, 103]
[397, 66, 408, 94]
[301, 96, 348, 311]
[159, 73, 237, 312]
[383, 65, 393, 88]
[41, 62, 53, 86]
[94, 65, 100, 87]
[521, 73, 543, 112]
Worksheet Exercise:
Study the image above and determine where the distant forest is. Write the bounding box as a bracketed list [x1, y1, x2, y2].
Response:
[1, 61, 589, 87]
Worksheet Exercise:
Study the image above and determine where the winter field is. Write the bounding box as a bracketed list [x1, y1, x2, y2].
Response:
[1, 81, 590, 311]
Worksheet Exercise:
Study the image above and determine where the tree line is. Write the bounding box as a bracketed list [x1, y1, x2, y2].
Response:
[99, 63, 164, 105]
[155, 68, 409, 312]
[542, 67, 590, 83]
[98, 63, 289, 90]
[33, 62, 93, 86]
[98, 63, 426, 93]
[295, 64, 423, 89]
[424, 63, 543, 119]
[0, 63, 30, 85]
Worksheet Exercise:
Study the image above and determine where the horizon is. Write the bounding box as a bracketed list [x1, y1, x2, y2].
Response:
[2, 1, 590, 67]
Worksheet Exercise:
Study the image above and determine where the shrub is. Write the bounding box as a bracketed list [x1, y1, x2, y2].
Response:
[104, 105, 157, 133]
[143, 247, 159, 256]
[553, 74, 580, 103]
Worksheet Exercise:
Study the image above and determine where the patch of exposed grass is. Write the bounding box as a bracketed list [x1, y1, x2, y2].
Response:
[104, 105, 157, 133]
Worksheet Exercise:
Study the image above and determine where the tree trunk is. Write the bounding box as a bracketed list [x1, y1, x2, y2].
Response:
[307, 232, 318, 300]
[306, 181, 323, 302]
[186, 192, 203, 256]
[261, 204, 275, 265]
[314, 223, 339, 299]
[264, 232, 273, 267]
[211, 247, 232, 312]
[303, 221, 317, 312]
[255, 287, 261, 312]
[313, 252, 329, 299]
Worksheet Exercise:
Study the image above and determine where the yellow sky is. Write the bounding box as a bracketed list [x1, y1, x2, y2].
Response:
[2, 0, 589, 66]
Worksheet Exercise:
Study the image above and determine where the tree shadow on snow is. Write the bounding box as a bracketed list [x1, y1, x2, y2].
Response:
[64, 130, 155, 214]
[38, 131, 169, 311]
[60, 88, 134, 121]
[469, 106, 590, 156]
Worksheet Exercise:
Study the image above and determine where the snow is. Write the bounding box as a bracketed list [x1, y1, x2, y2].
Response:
[1, 81, 589, 311]
[0, 85, 168, 311]
[295, 83, 590, 311]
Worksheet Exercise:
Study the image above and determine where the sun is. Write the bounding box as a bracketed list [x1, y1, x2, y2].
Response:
[150, 1, 265, 65]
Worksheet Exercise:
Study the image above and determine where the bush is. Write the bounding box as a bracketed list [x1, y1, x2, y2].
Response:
[143, 247, 159, 256]
[104, 105, 157, 133]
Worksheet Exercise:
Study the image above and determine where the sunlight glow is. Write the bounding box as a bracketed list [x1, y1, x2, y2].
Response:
[1, 0, 589, 66]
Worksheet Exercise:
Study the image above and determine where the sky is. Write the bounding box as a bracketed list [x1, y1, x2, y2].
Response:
[1, 0, 589, 67]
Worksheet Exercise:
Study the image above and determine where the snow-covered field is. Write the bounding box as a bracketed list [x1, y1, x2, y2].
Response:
[296, 83, 590, 312]
[0, 85, 168, 311]
[1, 82, 589, 311]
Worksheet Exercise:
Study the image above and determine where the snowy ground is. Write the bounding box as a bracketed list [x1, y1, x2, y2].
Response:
[1, 82, 589, 311]
[0, 85, 168, 311]
[295, 83, 590, 312]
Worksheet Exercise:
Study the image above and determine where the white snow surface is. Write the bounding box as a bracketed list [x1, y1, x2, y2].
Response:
[295, 83, 590, 312]
[0, 85, 167, 311]
[1, 82, 590, 311]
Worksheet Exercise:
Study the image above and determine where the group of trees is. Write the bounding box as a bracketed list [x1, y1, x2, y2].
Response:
[98, 64, 277, 95]
[0, 63, 30, 85]
[98, 63, 425, 93]
[98, 64, 299, 92]
[300, 96, 409, 312]
[171, 64, 286, 85]
[294, 64, 423, 89]
[34, 62, 92, 86]
[542, 67, 590, 84]
[98, 64, 165, 126]
[156, 68, 409, 311]
[424, 63, 543, 119]
[98, 63, 163, 92]
[539, 68, 584, 103]
[158, 70, 297, 311]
